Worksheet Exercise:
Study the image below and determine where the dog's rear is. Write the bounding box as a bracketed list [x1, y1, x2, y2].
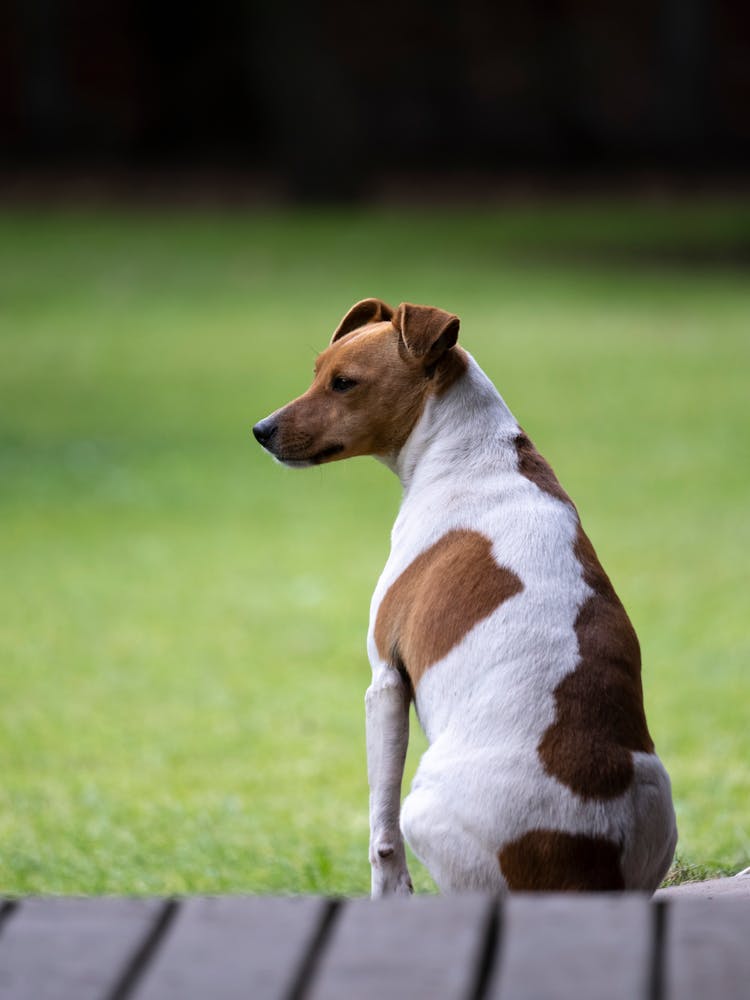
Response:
[254, 298, 677, 895]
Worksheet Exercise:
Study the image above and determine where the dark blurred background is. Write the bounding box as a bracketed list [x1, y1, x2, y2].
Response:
[1, 0, 749, 201]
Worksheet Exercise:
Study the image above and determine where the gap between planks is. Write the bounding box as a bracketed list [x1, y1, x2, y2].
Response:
[106, 899, 180, 1000]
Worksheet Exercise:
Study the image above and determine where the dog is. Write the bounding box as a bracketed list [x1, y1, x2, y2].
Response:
[253, 298, 677, 896]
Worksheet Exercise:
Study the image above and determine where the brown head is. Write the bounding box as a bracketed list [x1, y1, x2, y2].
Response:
[252, 298, 466, 466]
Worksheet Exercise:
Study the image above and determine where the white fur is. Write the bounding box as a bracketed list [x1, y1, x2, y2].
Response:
[366, 354, 677, 895]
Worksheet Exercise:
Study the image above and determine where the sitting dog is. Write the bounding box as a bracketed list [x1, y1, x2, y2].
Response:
[253, 298, 677, 896]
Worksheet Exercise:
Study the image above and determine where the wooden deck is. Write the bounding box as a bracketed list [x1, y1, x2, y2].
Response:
[1, 890, 749, 999]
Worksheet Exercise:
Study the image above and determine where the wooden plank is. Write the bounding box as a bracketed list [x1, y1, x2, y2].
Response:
[136, 895, 327, 1000]
[308, 893, 489, 1000]
[0, 897, 164, 1000]
[656, 874, 750, 902]
[489, 894, 653, 1000]
[665, 899, 750, 1000]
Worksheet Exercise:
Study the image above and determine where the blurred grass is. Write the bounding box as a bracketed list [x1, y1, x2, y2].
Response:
[0, 201, 748, 894]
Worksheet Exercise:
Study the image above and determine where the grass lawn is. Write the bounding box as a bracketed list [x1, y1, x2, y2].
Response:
[0, 202, 748, 895]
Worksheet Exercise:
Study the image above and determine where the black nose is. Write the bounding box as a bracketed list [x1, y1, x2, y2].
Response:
[253, 418, 278, 447]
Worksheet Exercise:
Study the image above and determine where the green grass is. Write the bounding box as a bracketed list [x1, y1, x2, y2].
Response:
[1, 202, 748, 895]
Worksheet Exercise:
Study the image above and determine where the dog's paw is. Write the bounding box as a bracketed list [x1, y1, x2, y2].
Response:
[370, 842, 413, 898]
[371, 866, 414, 898]
[393, 868, 414, 896]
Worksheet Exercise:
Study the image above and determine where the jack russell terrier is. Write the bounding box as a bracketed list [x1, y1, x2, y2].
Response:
[253, 298, 677, 896]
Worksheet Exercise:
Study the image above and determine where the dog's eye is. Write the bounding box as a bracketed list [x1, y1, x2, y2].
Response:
[331, 375, 357, 392]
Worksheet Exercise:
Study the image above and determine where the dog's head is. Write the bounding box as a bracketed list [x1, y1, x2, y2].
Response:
[253, 298, 464, 466]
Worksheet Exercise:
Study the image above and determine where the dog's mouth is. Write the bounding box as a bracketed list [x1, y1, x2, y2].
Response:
[311, 443, 345, 464]
[276, 443, 345, 467]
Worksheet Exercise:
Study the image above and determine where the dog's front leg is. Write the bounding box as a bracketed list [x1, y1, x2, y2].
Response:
[365, 667, 413, 898]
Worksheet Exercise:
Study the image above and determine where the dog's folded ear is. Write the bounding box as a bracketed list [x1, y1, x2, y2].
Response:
[331, 298, 395, 344]
[393, 303, 460, 366]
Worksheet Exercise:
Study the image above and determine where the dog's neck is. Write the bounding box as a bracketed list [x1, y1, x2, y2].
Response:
[381, 353, 520, 494]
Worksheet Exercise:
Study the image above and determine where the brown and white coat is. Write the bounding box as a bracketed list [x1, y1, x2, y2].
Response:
[254, 299, 677, 896]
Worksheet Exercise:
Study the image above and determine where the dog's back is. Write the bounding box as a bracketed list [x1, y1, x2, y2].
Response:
[370, 355, 677, 892]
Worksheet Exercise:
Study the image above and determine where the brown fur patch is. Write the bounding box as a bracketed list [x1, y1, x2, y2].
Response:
[273, 322, 468, 464]
[434, 346, 469, 396]
[499, 829, 625, 891]
[374, 529, 524, 687]
[273, 324, 426, 462]
[537, 522, 654, 800]
[515, 432, 574, 507]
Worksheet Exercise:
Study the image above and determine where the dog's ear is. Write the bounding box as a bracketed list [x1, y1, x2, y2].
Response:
[392, 302, 460, 366]
[330, 298, 394, 344]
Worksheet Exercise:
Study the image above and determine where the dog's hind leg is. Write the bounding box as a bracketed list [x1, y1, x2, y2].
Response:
[400, 787, 506, 893]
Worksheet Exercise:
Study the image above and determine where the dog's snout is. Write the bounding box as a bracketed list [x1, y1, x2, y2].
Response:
[253, 418, 278, 447]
